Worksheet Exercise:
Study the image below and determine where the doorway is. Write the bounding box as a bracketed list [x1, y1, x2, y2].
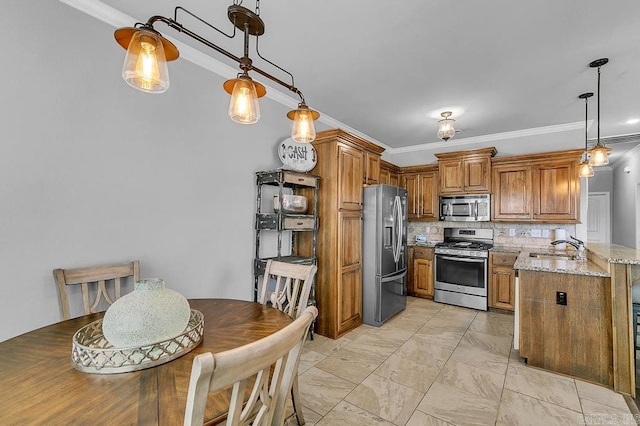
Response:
[587, 192, 611, 244]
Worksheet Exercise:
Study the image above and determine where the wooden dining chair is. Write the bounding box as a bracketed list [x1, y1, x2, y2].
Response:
[258, 260, 317, 321]
[53, 260, 140, 320]
[183, 306, 318, 426]
[258, 260, 317, 425]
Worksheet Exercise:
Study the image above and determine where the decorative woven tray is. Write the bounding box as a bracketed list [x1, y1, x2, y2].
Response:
[71, 309, 204, 374]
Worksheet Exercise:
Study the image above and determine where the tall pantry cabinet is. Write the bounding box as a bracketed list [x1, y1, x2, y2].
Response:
[298, 129, 384, 339]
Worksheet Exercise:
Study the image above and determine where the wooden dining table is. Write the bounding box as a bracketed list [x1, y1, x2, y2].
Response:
[0, 299, 293, 425]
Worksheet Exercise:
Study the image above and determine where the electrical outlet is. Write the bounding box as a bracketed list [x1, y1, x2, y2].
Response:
[556, 291, 567, 305]
[509, 229, 516, 237]
[425, 226, 430, 234]
[531, 229, 542, 238]
[542, 229, 550, 238]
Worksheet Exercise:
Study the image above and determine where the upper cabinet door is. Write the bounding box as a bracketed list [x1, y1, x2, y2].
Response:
[492, 164, 533, 220]
[379, 167, 391, 185]
[533, 161, 578, 221]
[439, 159, 464, 194]
[338, 144, 364, 210]
[464, 157, 492, 193]
[389, 172, 400, 187]
[419, 171, 438, 219]
[363, 151, 380, 185]
[402, 173, 419, 219]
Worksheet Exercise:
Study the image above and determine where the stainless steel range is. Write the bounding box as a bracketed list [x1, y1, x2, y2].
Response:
[434, 228, 494, 311]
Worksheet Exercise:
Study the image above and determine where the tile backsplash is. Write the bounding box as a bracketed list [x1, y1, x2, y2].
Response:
[407, 221, 577, 250]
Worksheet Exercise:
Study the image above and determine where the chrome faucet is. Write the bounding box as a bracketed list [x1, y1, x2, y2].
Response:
[550, 235, 586, 261]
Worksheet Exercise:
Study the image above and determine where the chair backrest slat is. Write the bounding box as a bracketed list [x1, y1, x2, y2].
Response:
[53, 260, 140, 320]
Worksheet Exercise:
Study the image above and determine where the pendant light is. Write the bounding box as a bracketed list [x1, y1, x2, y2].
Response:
[577, 92, 594, 178]
[288, 102, 320, 143]
[223, 72, 266, 124]
[118, 28, 176, 94]
[437, 111, 456, 141]
[114, 3, 319, 141]
[588, 58, 611, 166]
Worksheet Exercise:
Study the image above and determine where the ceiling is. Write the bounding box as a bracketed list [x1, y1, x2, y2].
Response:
[63, 0, 640, 166]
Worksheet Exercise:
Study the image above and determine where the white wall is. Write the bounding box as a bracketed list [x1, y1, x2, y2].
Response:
[0, 1, 301, 341]
[612, 146, 640, 248]
[590, 168, 613, 193]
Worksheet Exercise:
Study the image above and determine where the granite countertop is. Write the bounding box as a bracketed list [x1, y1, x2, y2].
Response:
[408, 241, 439, 248]
[586, 243, 640, 265]
[490, 244, 525, 254]
[513, 250, 609, 277]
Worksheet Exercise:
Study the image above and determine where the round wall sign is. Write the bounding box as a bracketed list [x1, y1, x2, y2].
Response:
[277, 138, 317, 172]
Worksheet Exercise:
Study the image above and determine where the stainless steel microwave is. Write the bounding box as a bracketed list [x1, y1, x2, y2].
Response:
[439, 194, 490, 222]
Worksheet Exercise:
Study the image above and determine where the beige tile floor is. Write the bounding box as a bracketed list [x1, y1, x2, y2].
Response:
[286, 296, 636, 426]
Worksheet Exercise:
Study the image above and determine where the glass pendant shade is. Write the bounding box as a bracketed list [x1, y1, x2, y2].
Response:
[288, 103, 320, 143]
[122, 30, 170, 94]
[226, 76, 261, 124]
[578, 160, 594, 178]
[578, 92, 594, 178]
[587, 58, 610, 167]
[437, 112, 456, 141]
[589, 144, 611, 166]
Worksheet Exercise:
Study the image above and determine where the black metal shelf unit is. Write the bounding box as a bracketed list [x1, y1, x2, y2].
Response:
[253, 170, 319, 301]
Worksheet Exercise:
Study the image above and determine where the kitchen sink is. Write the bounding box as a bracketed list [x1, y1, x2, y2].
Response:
[528, 252, 576, 261]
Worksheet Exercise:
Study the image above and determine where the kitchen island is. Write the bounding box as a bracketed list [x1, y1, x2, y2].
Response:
[514, 243, 640, 396]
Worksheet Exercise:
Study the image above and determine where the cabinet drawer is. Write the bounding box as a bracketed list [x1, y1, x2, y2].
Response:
[491, 252, 518, 266]
[283, 217, 316, 230]
[283, 172, 318, 187]
[412, 247, 434, 260]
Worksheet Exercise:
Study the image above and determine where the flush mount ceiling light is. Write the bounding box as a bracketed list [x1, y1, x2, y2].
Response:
[114, 2, 319, 142]
[437, 111, 456, 141]
[588, 58, 611, 166]
[577, 92, 594, 178]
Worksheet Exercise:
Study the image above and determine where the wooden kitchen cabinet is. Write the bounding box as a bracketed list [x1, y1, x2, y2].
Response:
[338, 144, 364, 211]
[400, 165, 438, 220]
[438, 159, 464, 193]
[435, 147, 496, 195]
[533, 160, 578, 222]
[337, 210, 363, 332]
[492, 150, 582, 223]
[408, 246, 434, 298]
[363, 151, 381, 185]
[519, 270, 613, 387]
[492, 163, 532, 220]
[299, 129, 384, 339]
[380, 160, 400, 187]
[489, 252, 517, 311]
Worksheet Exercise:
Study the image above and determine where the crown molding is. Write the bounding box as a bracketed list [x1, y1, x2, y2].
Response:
[389, 121, 586, 154]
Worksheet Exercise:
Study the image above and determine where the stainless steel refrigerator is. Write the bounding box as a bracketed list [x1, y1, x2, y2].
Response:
[362, 184, 408, 327]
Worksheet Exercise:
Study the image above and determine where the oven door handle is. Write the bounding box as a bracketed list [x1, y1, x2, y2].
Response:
[437, 255, 486, 263]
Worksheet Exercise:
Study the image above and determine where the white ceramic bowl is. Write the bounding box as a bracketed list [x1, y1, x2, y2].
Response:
[274, 194, 307, 214]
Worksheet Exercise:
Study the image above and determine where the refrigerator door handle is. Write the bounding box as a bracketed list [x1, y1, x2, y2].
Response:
[391, 195, 397, 256]
[380, 270, 407, 283]
[392, 195, 402, 263]
[398, 193, 405, 250]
